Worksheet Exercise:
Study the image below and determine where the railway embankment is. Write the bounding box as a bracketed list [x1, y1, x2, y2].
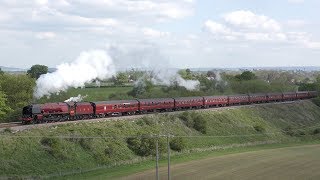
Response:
[1, 100, 320, 177]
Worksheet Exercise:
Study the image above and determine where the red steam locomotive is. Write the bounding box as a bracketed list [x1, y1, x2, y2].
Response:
[21, 91, 317, 124]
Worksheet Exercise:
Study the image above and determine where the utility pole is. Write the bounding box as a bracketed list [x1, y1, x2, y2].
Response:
[156, 136, 159, 180]
[167, 135, 171, 180]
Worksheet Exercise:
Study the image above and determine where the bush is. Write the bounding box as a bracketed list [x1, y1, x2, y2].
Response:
[283, 126, 294, 136]
[254, 125, 265, 133]
[179, 112, 194, 128]
[179, 112, 207, 134]
[170, 137, 186, 152]
[104, 145, 115, 158]
[312, 97, 320, 107]
[143, 117, 156, 126]
[313, 128, 320, 135]
[297, 130, 306, 136]
[40, 137, 57, 147]
[193, 114, 207, 134]
[126, 135, 165, 156]
[79, 139, 92, 150]
[136, 117, 156, 126]
[3, 128, 12, 133]
[66, 133, 81, 143]
[283, 126, 306, 137]
[40, 137, 68, 160]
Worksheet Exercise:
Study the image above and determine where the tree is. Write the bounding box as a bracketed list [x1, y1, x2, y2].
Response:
[0, 68, 4, 75]
[0, 74, 35, 121]
[235, 71, 257, 81]
[128, 78, 154, 97]
[186, 68, 191, 75]
[178, 69, 193, 80]
[298, 83, 317, 91]
[27, 64, 48, 79]
[197, 74, 216, 92]
[128, 69, 144, 82]
[206, 70, 216, 79]
[113, 72, 129, 85]
[0, 90, 12, 121]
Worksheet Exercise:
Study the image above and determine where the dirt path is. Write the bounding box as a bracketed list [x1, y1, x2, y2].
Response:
[120, 144, 320, 180]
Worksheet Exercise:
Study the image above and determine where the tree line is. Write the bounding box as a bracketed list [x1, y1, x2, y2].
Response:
[0, 65, 47, 122]
[111, 69, 318, 100]
[1, 65, 320, 123]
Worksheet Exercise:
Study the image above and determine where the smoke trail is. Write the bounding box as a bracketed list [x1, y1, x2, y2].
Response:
[34, 50, 115, 98]
[64, 94, 88, 102]
[175, 76, 200, 90]
[108, 44, 200, 91]
[150, 69, 200, 90]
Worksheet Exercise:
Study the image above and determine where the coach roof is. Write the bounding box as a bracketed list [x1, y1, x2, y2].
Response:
[92, 100, 139, 105]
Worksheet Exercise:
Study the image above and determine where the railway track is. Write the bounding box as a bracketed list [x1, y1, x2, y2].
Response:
[0, 100, 308, 133]
[0, 122, 21, 129]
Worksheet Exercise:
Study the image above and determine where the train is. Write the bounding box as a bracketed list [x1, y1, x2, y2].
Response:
[21, 91, 318, 124]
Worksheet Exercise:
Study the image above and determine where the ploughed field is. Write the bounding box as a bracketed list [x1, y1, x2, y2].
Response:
[123, 144, 320, 180]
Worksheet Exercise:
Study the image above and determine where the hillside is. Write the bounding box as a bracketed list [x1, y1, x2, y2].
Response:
[1, 100, 320, 178]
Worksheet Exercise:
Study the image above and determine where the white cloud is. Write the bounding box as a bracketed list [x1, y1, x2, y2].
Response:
[0, 0, 193, 39]
[0, 1, 320, 69]
[35, 0, 48, 6]
[288, 0, 305, 4]
[243, 33, 286, 41]
[287, 19, 306, 28]
[0, 11, 10, 22]
[142, 28, 170, 38]
[204, 20, 233, 35]
[35, 32, 56, 40]
[224, 10, 281, 32]
[31, 7, 119, 27]
[69, 0, 194, 21]
[203, 20, 239, 40]
[204, 10, 319, 49]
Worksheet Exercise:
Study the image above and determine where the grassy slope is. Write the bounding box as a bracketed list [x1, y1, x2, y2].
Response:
[1, 101, 320, 178]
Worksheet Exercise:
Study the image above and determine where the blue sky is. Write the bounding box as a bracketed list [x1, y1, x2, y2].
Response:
[0, 0, 319, 69]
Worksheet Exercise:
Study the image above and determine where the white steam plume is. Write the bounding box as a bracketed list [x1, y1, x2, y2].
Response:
[108, 44, 200, 90]
[34, 50, 115, 99]
[64, 94, 88, 102]
[176, 76, 200, 90]
[151, 69, 200, 90]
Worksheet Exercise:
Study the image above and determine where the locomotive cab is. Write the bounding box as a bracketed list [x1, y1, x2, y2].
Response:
[21, 105, 33, 124]
[21, 104, 42, 124]
[22, 105, 32, 117]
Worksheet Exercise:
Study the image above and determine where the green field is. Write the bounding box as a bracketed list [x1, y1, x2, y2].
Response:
[123, 144, 320, 180]
[36, 86, 133, 103]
